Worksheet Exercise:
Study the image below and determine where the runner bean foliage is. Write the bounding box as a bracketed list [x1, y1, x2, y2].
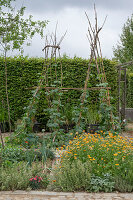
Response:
[0, 56, 118, 127]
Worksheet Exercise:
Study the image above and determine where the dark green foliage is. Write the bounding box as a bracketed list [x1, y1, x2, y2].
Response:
[113, 14, 133, 64]
[5, 133, 40, 147]
[1, 145, 26, 165]
[127, 73, 133, 108]
[0, 141, 55, 166]
[42, 132, 74, 148]
[0, 56, 118, 128]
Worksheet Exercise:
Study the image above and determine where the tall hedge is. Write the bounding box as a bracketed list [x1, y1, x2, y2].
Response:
[127, 73, 133, 108]
[0, 56, 118, 126]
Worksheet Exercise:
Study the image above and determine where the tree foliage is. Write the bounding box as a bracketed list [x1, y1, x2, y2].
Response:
[113, 14, 133, 64]
[0, 0, 48, 53]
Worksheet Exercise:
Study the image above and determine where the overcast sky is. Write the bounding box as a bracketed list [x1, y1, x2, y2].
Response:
[11, 0, 133, 59]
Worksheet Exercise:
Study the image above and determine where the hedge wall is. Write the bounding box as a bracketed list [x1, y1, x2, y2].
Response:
[127, 73, 133, 108]
[0, 56, 118, 127]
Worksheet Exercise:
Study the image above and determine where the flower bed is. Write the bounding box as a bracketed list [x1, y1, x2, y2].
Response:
[0, 131, 133, 192]
[49, 132, 133, 192]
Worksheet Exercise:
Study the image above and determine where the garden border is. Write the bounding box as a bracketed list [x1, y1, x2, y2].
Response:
[0, 191, 133, 200]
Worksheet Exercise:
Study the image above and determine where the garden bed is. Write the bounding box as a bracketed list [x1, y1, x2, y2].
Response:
[0, 131, 133, 193]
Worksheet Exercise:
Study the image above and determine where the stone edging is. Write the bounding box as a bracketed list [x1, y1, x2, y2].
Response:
[0, 191, 133, 200]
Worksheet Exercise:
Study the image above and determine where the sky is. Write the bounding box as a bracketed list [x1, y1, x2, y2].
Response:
[10, 0, 133, 59]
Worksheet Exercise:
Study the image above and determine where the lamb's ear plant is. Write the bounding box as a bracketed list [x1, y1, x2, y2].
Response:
[0, 0, 48, 133]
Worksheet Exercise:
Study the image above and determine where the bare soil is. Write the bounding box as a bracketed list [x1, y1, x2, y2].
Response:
[1, 123, 133, 144]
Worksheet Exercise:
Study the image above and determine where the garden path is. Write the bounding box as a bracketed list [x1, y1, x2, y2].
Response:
[0, 191, 133, 200]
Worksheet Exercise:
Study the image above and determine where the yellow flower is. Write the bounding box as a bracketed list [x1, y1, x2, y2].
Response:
[114, 153, 118, 156]
[115, 164, 119, 166]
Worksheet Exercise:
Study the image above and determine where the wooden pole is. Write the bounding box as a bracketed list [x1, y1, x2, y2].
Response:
[0, 125, 4, 148]
[25, 86, 111, 91]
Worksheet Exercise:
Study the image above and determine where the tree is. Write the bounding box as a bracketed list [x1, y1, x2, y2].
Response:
[0, 0, 48, 133]
[113, 14, 133, 64]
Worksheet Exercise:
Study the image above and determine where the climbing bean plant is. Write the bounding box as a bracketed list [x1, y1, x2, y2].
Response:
[0, 56, 118, 128]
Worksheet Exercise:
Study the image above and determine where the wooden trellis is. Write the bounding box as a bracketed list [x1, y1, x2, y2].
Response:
[116, 61, 133, 123]
[25, 6, 113, 128]
[29, 6, 111, 92]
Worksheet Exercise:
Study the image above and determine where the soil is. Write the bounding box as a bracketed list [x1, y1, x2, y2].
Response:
[1, 123, 133, 144]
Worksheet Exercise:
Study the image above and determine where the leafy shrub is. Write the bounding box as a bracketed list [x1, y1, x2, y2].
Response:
[1, 145, 25, 165]
[0, 162, 48, 191]
[1, 144, 55, 167]
[43, 132, 73, 148]
[48, 159, 91, 192]
[5, 133, 40, 148]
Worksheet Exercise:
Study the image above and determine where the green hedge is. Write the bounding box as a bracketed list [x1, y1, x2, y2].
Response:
[0, 56, 118, 127]
[127, 73, 133, 108]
